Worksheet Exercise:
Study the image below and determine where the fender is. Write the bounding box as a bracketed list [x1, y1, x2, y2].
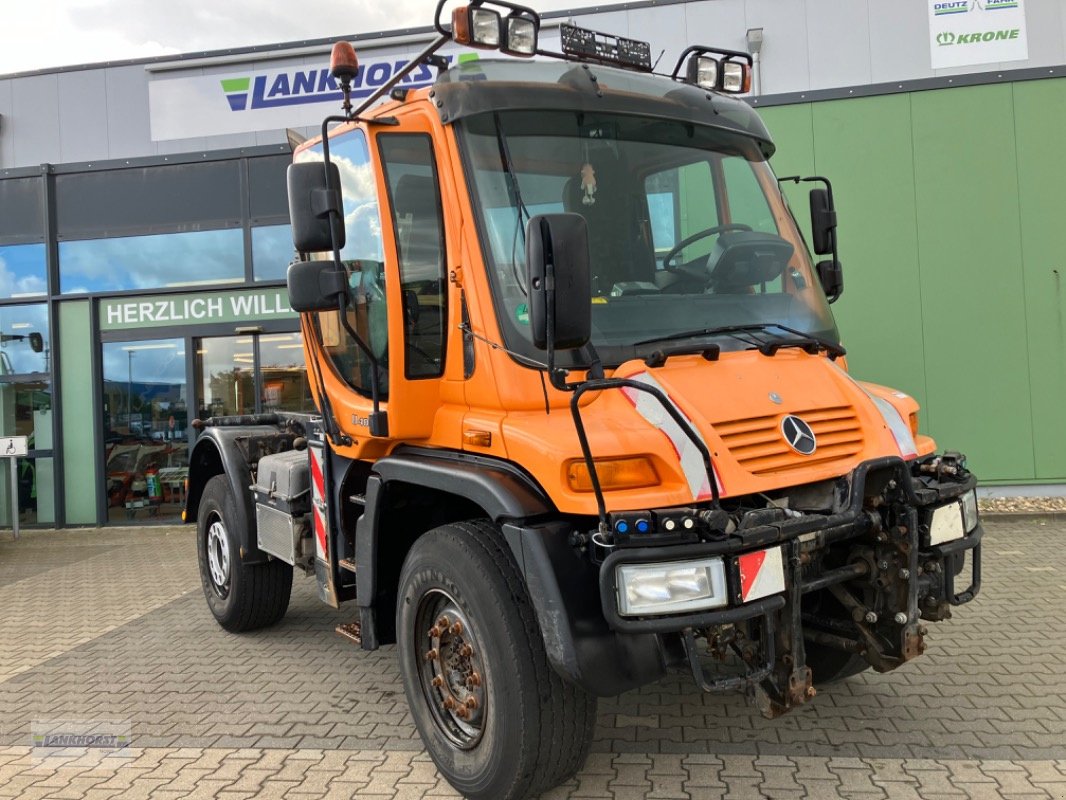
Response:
[354, 447, 666, 694]
[185, 424, 298, 564]
[355, 447, 553, 607]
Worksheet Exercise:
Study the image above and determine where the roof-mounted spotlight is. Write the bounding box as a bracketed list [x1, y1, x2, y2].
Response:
[449, 2, 540, 56]
[672, 45, 753, 94]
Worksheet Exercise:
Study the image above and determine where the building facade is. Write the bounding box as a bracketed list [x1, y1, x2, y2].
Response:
[1, 0, 1065, 528]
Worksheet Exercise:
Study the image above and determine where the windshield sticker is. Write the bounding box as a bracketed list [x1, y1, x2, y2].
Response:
[515, 303, 530, 325]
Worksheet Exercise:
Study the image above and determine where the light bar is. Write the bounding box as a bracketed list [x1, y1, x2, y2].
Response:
[560, 23, 652, 71]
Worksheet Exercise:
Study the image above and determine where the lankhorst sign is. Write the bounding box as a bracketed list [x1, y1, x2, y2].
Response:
[148, 44, 479, 142]
[928, 0, 1028, 69]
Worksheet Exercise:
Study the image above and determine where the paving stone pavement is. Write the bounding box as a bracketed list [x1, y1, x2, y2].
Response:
[0, 518, 1063, 799]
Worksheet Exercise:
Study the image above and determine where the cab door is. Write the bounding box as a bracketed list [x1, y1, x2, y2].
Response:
[371, 115, 454, 443]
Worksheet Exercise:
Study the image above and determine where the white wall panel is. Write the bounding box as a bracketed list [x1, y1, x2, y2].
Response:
[2, 0, 1065, 170]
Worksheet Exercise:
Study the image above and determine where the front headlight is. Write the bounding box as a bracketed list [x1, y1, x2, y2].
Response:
[961, 489, 979, 533]
[616, 558, 728, 617]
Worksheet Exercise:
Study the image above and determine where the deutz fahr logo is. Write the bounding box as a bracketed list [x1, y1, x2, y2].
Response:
[937, 28, 1021, 46]
[221, 53, 480, 112]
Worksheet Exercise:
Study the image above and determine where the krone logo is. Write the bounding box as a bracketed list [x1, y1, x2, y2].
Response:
[937, 31, 957, 45]
[780, 415, 817, 455]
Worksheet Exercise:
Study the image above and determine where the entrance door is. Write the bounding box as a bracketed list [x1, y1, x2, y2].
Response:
[101, 338, 188, 523]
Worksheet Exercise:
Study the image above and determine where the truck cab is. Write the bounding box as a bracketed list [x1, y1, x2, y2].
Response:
[183, 3, 982, 798]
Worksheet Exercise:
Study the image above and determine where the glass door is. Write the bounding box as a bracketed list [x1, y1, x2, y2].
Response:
[101, 338, 188, 523]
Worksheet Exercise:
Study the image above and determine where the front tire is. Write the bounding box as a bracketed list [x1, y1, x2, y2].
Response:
[197, 474, 292, 632]
[397, 520, 597, 800]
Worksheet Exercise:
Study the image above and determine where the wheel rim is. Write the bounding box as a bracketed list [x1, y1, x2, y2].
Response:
[205, 515, 231, 598]
[414, 589, 487, 749]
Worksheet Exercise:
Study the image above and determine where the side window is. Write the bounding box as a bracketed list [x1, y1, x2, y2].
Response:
[379, 134, 447, 379]
[297, 128, 388, 396]
[644, 161, 718, 266]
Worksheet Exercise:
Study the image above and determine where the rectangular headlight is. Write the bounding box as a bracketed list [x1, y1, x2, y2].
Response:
[721, 61, 750, 93]
[471, 8, 502, 47]
[961, 489, 978, 533]
[687, 55, 719, 91]
[505, 17, 537, 56]
[929, 501, 965, 545]
[616, 558, 728, 617]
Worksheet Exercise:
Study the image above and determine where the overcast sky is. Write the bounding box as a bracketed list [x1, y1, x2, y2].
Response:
[1, 0, 625, 75]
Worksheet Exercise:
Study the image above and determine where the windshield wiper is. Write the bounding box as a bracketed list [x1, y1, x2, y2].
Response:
[634, 323, 845, 359]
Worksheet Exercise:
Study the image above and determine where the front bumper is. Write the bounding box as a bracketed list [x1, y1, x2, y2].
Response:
[510, 454, 981, 702]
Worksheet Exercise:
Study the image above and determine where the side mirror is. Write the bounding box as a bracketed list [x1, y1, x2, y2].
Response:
[28, 332, 43, 353]
[286, 259, 348, 313]
[809, 187, 837, 256]
[526, 213, 591, 351]
[287, 162, 345, 253]
[816, 259, 844, 303]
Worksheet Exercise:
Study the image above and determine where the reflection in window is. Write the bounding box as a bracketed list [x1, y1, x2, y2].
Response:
[0, 457, 54, 528]
[252, 224, 294, 282]
[259, 333, 314, 413]
[0, 379, 53, 529]
[299, 130, 388, 397]
[195, 336, 256, 419]
[59, 229, 244, 294]
[0, 244, 47, 298]
[101, 339, 188, 523]
[0, 304, 50, 375]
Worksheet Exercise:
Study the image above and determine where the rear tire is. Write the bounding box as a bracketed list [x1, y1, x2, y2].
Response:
[397, 520, 597, 800]
[197, 474, 292, 632]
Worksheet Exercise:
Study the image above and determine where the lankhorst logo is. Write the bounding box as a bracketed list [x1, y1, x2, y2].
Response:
[222, 53, 479, 112]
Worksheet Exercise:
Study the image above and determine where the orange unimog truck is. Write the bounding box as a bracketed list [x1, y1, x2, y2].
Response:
[184, 2, 983, 797]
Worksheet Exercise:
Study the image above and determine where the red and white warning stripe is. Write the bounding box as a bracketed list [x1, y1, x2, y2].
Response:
[308, 444, 328, 561]
[620, 371, 720, 501]
[737, 546, 786, 603]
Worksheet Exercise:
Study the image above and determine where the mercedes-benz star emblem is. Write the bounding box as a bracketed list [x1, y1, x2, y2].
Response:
[781, 415, 817, 455]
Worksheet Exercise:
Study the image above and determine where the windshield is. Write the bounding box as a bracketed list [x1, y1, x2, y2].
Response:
[459, 110, 839, 367]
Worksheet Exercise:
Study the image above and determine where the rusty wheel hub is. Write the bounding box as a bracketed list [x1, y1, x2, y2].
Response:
[416, 591, 486, 748]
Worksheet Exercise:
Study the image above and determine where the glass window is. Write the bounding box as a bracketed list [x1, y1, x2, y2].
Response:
[259, 333, 314, 413]
[248, 155, 292, 220]
[0, 380, 51, 441]
[380, 134, 447, 378]
[0, 304, 50, 375]
[0, 244, 48, 298]
[252, 224, 294, 281]
[0, 456, 54, 528]
[102, 339, 188, 523]
[195, 336, 256, 419]
[59, 229, 244, 294]
[298, 129, 388, 397]
[460, 110, 838, 368]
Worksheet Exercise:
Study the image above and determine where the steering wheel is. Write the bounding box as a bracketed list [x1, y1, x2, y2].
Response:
[662, 224, 753, 271]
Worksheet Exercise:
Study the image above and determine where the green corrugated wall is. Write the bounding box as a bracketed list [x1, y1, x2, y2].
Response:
[761, 78, 1066, 484]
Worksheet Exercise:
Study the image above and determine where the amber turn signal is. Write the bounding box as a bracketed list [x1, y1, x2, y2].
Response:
[566, 456, 659, 492]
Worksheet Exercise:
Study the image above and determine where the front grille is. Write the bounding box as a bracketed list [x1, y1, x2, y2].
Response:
[716, 406, 864, 476]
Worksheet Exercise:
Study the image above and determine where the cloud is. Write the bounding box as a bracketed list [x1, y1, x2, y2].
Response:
[2, 0, 627, 74]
